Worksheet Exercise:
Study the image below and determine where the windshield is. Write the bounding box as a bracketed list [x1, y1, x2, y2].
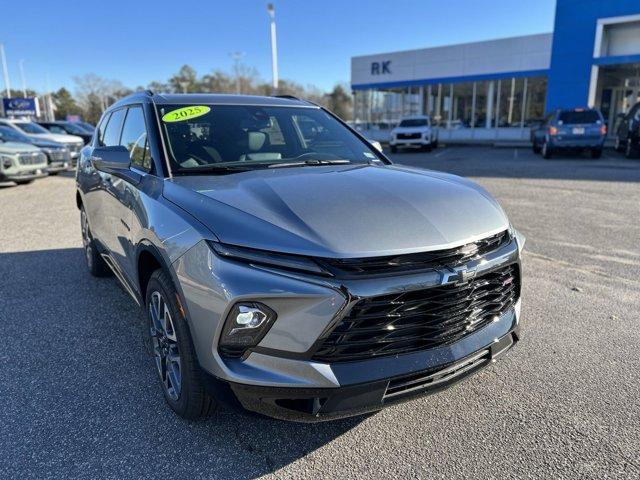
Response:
[158, 104, 383, 173]
[15, 122, 50, 134]
[399, 118, 428, 127]
[0, 126, 31, 143]
[61, 122, 87, 134]
[558, 111, 601, 124]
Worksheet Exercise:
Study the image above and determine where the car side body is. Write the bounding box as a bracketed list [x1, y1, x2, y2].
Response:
[76, 92, 523, 421]
[614, 101, 640, 158]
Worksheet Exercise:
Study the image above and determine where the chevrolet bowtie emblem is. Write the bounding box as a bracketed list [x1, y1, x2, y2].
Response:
[441, 265, 477, 285]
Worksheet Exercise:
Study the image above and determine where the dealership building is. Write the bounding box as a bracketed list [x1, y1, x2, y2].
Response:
[351, 0, 640, 142]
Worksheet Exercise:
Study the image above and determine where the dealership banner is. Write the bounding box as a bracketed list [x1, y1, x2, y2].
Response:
[3, 97, 38, 116]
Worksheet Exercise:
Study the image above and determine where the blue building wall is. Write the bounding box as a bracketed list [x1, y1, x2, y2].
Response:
[546, 0, 640, 112]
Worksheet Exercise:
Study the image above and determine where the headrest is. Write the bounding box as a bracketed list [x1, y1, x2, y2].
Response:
[247, 131, 267, 151]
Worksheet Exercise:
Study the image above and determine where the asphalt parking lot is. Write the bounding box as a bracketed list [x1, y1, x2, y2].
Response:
[1, 146, 639, 479]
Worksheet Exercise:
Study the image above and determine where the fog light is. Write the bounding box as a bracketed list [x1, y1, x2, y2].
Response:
[219, 302, 277, 358]
[232, 305, 268, 334]
[2, 156, 13, 169]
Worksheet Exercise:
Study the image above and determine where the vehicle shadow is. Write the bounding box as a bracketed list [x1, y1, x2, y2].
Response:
[389, 146, 640, 182]
[0, 247, 366, 479]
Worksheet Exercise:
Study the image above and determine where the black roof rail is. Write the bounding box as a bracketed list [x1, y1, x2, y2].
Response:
[272, 94, 300, 100]
[144, 89, 154, 96]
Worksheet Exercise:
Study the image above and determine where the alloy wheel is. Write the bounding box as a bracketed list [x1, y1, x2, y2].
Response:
[149, 291, 182, 401]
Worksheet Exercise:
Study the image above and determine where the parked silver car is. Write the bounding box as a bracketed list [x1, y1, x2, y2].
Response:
[76, 92, 524, 421]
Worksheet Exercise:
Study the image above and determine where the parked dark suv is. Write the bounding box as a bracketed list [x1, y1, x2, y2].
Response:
[76, 92, 524, 421]
[614, 102, 640, 159]
[531, 108, 606, 159]
[38, 121, 94, 145]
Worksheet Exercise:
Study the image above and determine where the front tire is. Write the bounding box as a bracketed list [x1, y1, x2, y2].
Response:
[542, 140, 552, 159]
[14, 179, 34, 185]
[146, 269, 216, 419]
[80, 206, 112, 277]
[532, 140, 541, 154]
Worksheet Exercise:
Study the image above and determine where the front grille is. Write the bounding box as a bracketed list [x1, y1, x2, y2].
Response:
[46, 149, 71, 162]
[397, 133, 421, 140]
[317, 230, 510, 278]
[18, 153, 45, 166]
[312, 264, 519, 363]
[66, 143, 82, 154]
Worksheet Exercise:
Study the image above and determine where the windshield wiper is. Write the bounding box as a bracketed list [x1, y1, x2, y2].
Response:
[268, 159, 351, 169]
[174, 164, 258, 175]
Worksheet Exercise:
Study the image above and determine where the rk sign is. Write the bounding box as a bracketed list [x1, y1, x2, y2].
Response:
[371, 61, 391, 75]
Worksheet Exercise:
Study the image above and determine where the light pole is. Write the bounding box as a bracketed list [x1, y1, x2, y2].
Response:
[0, 43, 11, 98]
[267, 3, 279, 93]
[19, 59, 27, 97]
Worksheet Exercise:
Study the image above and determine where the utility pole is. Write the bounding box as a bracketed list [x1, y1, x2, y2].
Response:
[230, 51, 245, 94]
[267, 3, 279, 93]
[19, 59, 27, 97]
[0, 43, 11, 98]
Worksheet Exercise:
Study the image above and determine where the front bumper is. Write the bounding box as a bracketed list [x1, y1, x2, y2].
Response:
[46, 161, 72, 173]
[390, 137, 431, 147]
[174, 236, 522, 421]
[0, 168, 48, 182]
[216, 324, 519, 422]
[549, 137, 604, 149]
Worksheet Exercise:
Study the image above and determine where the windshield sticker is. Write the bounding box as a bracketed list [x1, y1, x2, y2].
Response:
[162, 106, 211, 123]
[364, 152, 376, 158]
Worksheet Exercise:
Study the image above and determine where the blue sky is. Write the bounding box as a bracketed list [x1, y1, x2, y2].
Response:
[2, 0, 556, 94]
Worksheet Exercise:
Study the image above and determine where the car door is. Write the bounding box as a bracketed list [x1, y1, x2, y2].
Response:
[92, 108, 127, 258]
[110, 105, 152, 283]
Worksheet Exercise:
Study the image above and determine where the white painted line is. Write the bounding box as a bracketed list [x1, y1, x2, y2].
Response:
[435, 148, 450, 158]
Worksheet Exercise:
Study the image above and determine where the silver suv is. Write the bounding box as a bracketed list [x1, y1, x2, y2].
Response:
[76, 92, 524, 421]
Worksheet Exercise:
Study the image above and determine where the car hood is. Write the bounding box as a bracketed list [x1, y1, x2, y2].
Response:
[28, 133, 83, 144]
[31, 138, 65, 148]
[163, 164, 509, 258]
[0, 141, 41, 154]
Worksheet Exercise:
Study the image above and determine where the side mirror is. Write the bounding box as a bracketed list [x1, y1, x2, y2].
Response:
[91, 145, 131, 171]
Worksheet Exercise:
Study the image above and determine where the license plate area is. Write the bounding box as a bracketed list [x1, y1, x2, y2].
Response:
[572, 127, 585, 135]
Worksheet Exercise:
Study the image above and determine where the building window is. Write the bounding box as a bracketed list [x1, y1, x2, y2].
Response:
[452, 82, 474, 128]
[524, 77, 548, 126]
[496, 78, 525, 127]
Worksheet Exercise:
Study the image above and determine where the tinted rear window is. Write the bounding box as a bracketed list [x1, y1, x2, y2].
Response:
[558, 111, 600, 124]
[399, 119, 428, 127]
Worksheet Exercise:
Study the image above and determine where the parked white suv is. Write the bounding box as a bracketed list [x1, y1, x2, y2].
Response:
[390, 115, 438, 153]
[0, 119, 84, 160]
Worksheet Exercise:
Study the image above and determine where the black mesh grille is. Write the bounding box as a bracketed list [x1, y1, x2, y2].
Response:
[312, 264, 519, 363]
[316, 230, 510, 278]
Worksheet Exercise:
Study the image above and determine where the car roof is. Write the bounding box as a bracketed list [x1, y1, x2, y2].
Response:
[108, 92, 317, 111]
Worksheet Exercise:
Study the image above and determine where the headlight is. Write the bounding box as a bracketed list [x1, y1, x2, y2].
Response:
[1, 155, 14, 169]
[218, 302, 277, 358]
[208, 241, 329, 275]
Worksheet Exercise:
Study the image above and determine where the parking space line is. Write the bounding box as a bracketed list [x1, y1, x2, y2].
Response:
[435, 148, 450, 158]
